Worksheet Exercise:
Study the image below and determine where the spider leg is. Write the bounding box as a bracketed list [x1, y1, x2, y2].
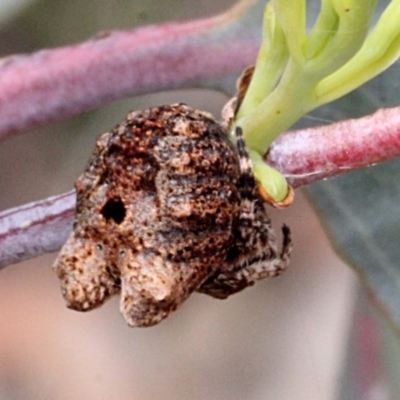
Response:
[197, 127, 292, 299]
[234, 126, 256, 200]
[198, 224, 292, 299]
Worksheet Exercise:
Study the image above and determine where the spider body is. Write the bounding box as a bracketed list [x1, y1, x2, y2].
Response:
[54, 103, 292, 327]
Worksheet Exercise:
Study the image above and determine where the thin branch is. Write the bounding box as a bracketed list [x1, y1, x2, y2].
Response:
[0, 0, 262, 142]
[267, 106, 400, 187]
[2, 106, 400, 269]
[0, 191, 74, 269]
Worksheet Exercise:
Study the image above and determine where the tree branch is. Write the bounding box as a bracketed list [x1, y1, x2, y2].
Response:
[0, 191, 74, 269]
[0, 0, 261, 142]
[267, 106, 400, 187]
[2, 105, 400, 269]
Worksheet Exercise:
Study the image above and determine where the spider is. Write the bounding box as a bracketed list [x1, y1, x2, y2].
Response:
[53, 103, 292, 327]
[198, 125, 292, 299]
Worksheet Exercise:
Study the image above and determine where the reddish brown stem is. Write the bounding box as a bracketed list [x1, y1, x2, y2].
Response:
[0, 0, 260, 142]
[0, 191, 75, 269]
[2, 106, 400, 269]
[267, 107, 400, 187]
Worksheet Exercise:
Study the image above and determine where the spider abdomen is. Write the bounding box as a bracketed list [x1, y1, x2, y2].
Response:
[55, 103, 243, 326]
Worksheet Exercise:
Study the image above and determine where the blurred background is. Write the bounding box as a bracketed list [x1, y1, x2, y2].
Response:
[0, 1, 358, 399]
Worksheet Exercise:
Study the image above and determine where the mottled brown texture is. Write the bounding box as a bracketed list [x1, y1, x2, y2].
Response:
[53, 104, 292, 327]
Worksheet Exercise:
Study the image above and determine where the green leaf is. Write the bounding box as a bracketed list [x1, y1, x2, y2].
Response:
[309, 156, 400, 329]
[315, 0, 400, 106]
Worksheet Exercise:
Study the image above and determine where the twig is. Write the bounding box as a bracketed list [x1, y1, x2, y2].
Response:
[2, 106, 400, 269]
[267, 106, 400, 187]
[0, 0, 260, 142]
[0, 191, 74, 269]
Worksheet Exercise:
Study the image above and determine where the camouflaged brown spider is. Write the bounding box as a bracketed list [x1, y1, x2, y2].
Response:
[53, 103, 292, 327]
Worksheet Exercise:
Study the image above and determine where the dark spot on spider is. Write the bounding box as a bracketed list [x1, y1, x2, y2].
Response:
[107, 143, 122, 156]
[226, 245, 240, 262]
[101, 197, 126, 224]
[106, 265, 121, 282]
[97, 171, 109, 186]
